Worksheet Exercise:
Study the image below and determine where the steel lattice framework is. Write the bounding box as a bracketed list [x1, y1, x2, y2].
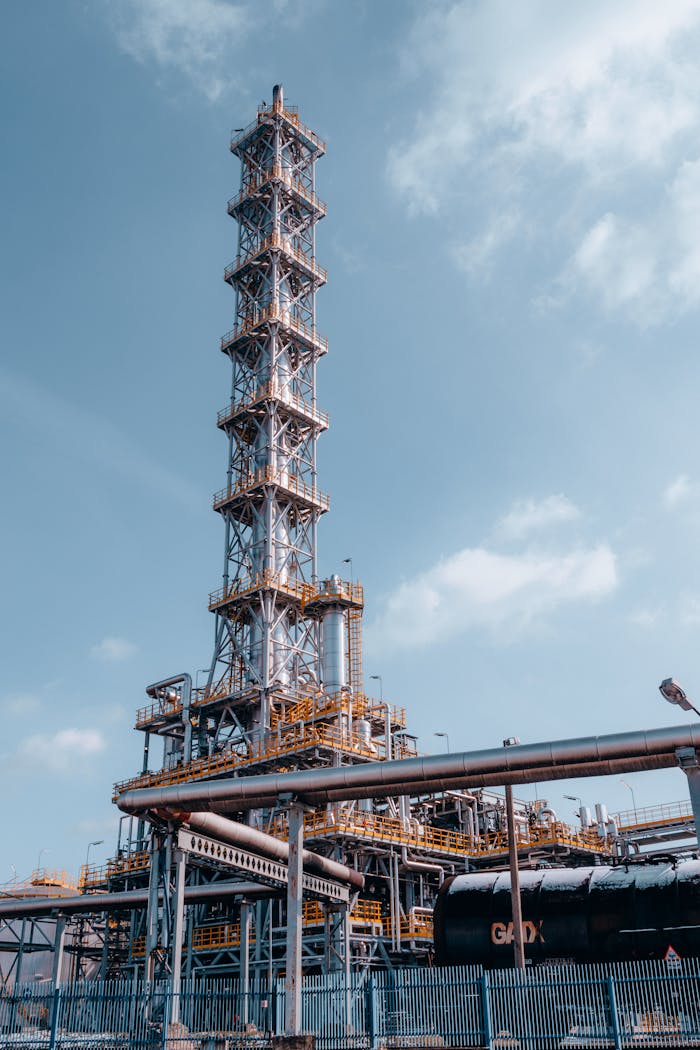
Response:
[205, 85, 329, 749]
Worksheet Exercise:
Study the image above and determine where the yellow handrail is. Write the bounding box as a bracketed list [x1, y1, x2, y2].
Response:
[220, 303, 328, 354]
[212, 464, 330, 513]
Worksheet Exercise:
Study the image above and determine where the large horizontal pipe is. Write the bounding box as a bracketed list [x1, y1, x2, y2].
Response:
[184, 812, 364, 890]
[0, 880, 277, 920]
[117, 723, 700, 815]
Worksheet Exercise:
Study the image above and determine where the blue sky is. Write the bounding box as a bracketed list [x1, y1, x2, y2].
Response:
[3, 0, 700, 879]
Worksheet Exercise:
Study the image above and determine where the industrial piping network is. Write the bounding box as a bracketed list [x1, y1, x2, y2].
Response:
[117, 723, 700, 819]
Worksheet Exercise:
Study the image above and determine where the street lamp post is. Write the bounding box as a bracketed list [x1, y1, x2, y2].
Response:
[503, 737, 525, 970]
[85, 840, 104, 869]
[659, 678, 700, 716]
[434, 732, 450, 753]
[564, 794, 583, 823]
[342, 558, 353, 584]
[620, 780, 637, 821]
[370, 676, 391, 760]
[37, 848, 50, 873]
[660, 678, 700, 846]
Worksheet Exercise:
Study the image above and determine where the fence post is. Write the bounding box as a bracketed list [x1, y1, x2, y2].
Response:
[48, 986, 61, 1050]
[480, 972, 492, 1050]
[366, 975, 377, 1050]
[606, 975, 622, 1050]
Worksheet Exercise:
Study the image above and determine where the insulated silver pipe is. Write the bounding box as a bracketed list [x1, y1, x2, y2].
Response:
[183, 812, 364, 889]
[117, 723, 700, 815]
[0, 881, 278, 919]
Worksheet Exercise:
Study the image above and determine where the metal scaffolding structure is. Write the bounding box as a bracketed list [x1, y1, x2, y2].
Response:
[3, 87, 700, 1005]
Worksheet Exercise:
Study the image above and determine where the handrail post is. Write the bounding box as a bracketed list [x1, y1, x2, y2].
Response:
[607, 975, 622, 1050]
[367, 975, 377, 1050]
[480, 971, 492, 1050]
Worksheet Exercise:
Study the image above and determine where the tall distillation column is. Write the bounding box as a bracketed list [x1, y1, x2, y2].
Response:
[206, 85, 330, 750]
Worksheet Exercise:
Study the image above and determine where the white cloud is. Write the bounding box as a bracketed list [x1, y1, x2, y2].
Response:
[663, 474, 692, 509]
[680, 595, 700, 626]
[628, 607, 661, 629]
[369, 543, 617, 652]
[110, 0, 250, 101]
[496, 494, 581, 540]
[15, 729, 106, 773]
[568, 213, 657, 313]
[91, 636, 137, 663]
[452, 211, 521, 277]
[1, 693, 41, 716]
[388, 1, 700, 318]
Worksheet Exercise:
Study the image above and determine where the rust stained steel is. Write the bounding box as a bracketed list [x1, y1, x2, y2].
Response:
[116, 723, 700, 815]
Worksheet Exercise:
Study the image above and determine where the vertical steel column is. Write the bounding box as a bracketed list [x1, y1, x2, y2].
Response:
[240, 901, 252, 1027]
[48, 917, 66, 1050]
[144, 835, 161, 983]
[51, 916, 66, 987]
[677, 746, 700, 840]
[505, 784, 525, 969]
[169, 848, 187, 1025]
[284, 801, 304, 1035]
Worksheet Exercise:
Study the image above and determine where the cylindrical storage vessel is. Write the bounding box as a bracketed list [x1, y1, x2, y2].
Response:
[434, 861, 700, 966]
[322, 602, 346, 694]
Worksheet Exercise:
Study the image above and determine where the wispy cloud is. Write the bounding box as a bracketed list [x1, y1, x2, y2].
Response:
[495, 494, 581, 540]
[388, 1, 700, 321]
[0, 368, 202, 512]
[13, 729, 106, 774]
[109, 0, 251, 101]
[91, 636, 137, 663]
[1, 694, 41, 716]
[663, 473, 693, 509]
[368, 539, 617, 652]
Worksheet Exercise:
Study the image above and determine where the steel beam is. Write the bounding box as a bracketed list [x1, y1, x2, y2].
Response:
[285, 802, 304, 1036]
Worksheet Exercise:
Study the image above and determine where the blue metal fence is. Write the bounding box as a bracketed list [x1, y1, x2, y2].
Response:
[2, 959, 700, 1048]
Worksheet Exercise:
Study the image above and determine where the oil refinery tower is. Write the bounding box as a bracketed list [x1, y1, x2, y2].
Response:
[1, 87, 630, 989]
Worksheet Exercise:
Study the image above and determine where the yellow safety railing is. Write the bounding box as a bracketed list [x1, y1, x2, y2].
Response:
[269, 810, 605, 860]
[301, 899, 383, 929]
[192, 922, 256, 951]
[480, 822, 607, 855]
[229, 162, 327, 216]
[216, 379, 329, 431]
[614, 800, 693, 833]
[220, 303, 328, 355]
[79, 851, 150, 891]
[0, 869, 77, 898]
[300, 580, 364, 610]
[135, 697, 182, 728]
[230, 106, 326, 154]
[114, 723, 395, 800]
[383, 915, 434, 941]
[270, 810, 476, 858]
[224, 232, 326, 285]
[212, 464, 330, 513]
[209, 569, 308, 612]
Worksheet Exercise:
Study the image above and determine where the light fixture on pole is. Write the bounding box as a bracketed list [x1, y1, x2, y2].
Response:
[370, 674, 383, 701]
[85, 839, 104, 869]
[564, 794, 583, 820]
[37, 848, 50, 873]
[503, 736, 525, 970]
[620, 779, 638, 819]
[342, 557, 353, 584]
[659, 678, 700, 717]
[434, 732, 450, 753]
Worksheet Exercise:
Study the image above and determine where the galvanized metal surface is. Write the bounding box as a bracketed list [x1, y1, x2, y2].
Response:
[2, 960, 700, 1048]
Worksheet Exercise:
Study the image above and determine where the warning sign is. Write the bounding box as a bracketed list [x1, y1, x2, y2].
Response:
[664, 945, 682, 967]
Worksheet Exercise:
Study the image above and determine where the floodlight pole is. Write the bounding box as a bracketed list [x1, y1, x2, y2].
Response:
[504, 737, 525, 970]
